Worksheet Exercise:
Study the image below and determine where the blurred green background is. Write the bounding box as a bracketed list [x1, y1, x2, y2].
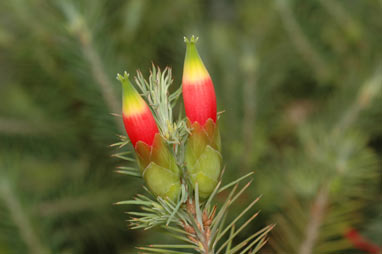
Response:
[0, 0, 381, 253]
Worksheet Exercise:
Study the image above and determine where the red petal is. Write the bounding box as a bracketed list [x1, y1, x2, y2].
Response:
[123, 108, 159, 147]
[183, 78, 217, 126]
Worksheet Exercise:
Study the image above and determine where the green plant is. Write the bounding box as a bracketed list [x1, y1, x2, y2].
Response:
[114, 38, 273, 254]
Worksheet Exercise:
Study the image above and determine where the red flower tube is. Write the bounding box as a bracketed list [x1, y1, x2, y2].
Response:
[182, 36, 217, 126]
[118, 72, 159, 148]
[118, 72, 180, 200]
[182, 37, 222, 199]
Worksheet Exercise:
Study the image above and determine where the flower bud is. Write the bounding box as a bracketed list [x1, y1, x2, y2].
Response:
[118, 73, 181, 200]
[182, 37, 222, 198]
[182, 36, 217, 126]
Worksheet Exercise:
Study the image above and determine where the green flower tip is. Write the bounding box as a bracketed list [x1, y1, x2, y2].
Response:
[116, 71, 130, 84]
[184, 35, 199, 44]
[117, 71, 138, 96]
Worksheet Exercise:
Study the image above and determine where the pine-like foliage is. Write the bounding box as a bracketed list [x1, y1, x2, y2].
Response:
[114, 66, 272, 253]
[0, 0, 381, 253]
[271, 71, 382, 253]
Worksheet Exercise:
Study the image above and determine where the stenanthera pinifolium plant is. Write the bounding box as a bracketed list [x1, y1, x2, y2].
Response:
[113, 36, 273, 254]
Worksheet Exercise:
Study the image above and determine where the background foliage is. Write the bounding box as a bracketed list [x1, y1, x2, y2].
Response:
[0, 0, 381, 253]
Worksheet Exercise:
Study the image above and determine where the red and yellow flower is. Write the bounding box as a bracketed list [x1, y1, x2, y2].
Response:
[119, 73, 180, 200]
[182, 37, 222, 198]
[182, 36, 217, 126]
[121, 73, 159, 147]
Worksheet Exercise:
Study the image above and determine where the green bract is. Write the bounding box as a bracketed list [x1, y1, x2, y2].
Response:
[135, 134, 181, 200]
[185, 119, 222, 198]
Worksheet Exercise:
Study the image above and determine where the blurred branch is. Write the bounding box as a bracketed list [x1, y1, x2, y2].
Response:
[274, 0, 330, 80]
[0, 117, 54, 135]
[333, 67, 382, 136]
[241, 49, 258, 169]
[36, 191, 119, 217]
[0, 180, 49, 254]
[298, 186, 329, 254]
[296, 67, 382, 254]
[318, 0, 362, 40]
[5, 0, 47, 38]
[60, 2, 124, 133]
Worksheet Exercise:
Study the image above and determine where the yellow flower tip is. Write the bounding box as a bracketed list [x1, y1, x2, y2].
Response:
[183, 40, 210, 84]
[123, 96, 146, 116]
[117, 72, 147, 116]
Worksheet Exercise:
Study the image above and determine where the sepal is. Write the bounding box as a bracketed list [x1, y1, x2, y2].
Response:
[142, 162, 181, 201]
[135, 134, 181, 200]
[185, 118, 222, 198]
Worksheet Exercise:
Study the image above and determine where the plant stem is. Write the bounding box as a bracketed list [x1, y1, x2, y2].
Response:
[185, 200, 214, 254]
[298, 185, 329, 254]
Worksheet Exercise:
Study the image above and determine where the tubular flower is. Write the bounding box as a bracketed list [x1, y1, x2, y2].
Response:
[182, 37, 222, 198]
[118, 73, 181, 200]
[182, 36, 217, 126]
[120, 73, 159, 147]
